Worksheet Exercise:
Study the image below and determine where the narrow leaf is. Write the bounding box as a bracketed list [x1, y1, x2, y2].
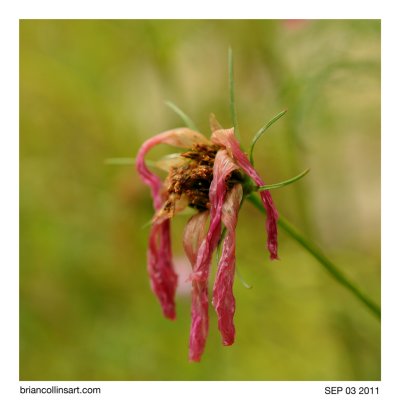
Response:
[257, 168, 310, 191]
[165, 100, 198, 131]
[249, 109, 287, 166]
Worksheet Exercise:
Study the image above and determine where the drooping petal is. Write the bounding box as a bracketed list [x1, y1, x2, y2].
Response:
[191, 150, 239, 282]
[213, 184, 243, 346]
[189, 281, 208, 362]
[189, 149, 239, 361]
[182, 212, 209, 362]
[211, 128, 279, 260]
[259, 191, 278, 259]
[147, 220, 177, 319]
[136, 128, 210, 319]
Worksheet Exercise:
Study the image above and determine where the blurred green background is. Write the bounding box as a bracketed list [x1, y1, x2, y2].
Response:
[20, 20, 380, 380]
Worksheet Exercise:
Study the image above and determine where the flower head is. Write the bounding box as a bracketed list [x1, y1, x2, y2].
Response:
[136, 117, 278, 361]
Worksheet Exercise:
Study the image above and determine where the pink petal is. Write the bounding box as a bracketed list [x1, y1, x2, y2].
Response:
[147, 220, 177, 319]
[182, 212, 209, 361]
[213, 184, 243, 346]
[189, 280, 209, 362]
[136, 128, 210, 319]
[211, 128, 279, 260]
[188, 150, 239, 361]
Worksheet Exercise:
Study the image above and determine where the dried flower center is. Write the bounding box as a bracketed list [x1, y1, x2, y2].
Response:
[166, 144, 241, 211]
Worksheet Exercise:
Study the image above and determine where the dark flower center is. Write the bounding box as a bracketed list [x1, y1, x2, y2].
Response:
[166, 144, 241, 211]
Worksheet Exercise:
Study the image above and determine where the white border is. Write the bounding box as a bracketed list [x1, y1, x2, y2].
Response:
[3, 1, 399, 399]
[15, 381, 383, 400]
[14, 0, 382, 19]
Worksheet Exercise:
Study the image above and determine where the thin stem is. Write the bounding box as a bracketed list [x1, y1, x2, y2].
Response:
[257, 168, 310, 191]
[228, 47, 240, 141]
[247, 193, 381, 320]
[249, 109, 287, 166]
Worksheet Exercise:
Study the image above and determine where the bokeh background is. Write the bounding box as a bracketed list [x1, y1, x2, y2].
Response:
[20, 20, 380, 380]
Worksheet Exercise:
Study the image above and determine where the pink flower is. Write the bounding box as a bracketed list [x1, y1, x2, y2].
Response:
[136, 118, 279, 361]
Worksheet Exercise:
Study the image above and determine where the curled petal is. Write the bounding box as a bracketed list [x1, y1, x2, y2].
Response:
[136, 129, 209, 319]
[211, 128, 279, 259]
[136, 128, 211, 209]
[189, 149, 239, 362]
[213, 184, 243, 346]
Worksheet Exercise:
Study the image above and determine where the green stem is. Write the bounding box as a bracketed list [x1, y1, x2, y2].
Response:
[247, 193, 381, 320]
[256, 168, 310, 191]
[249, 109, 287, 166]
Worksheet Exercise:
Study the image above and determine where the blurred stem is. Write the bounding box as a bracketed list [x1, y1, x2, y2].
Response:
[247, 192, 381, 320]
[229, 47, 240, 141]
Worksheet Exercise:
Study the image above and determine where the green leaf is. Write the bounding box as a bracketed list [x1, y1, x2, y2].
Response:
[165, 100, 198, 131]
[229, 47, 240, 141]
[249, 109, 287, 166]
[256, 168, 310, 191]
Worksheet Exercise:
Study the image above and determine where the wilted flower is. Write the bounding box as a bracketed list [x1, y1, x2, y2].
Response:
[136, 115, 278, 361]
